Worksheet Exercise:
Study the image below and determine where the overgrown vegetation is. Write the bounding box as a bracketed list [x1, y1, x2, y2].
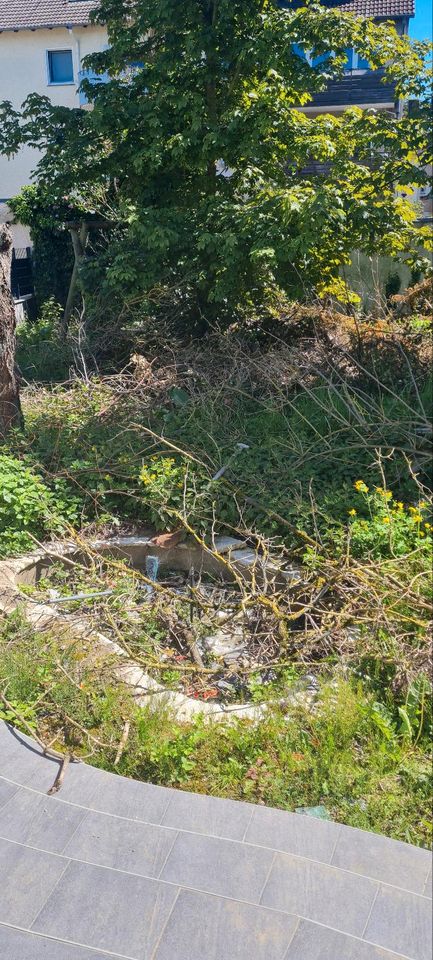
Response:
[0, 299, 431, 845]
[1, 609, 431, 846]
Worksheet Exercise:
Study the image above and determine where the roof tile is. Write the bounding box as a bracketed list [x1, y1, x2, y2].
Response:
[0, 0, 98, 31]
[336, 0, 415, 16]
[0, 0, 415, 32]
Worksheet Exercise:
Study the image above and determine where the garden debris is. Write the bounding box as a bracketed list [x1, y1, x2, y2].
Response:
[295, 805, 333, 821]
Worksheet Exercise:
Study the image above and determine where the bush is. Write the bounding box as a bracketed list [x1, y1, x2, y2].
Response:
[0, 454, 80, 556]
[17, 299, 73, 383]
[0, 455, 56, 555]
[347, 481, 432, 559]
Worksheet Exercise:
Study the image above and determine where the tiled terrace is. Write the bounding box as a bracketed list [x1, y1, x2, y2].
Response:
[0, 721, 431, 959]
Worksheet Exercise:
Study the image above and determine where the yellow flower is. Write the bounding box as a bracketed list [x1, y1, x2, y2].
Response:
[409, 506, 417, 513]
[382, 516, 391, 524]
[354, 480, 368, 493]
[412, 514, 423, 524]
[419, 501, 427, 509]
[375, 486, 384, 495]
[419, 531, 425, 538]
[425, 523, 431, 531]
[384, 491, 393, 500]
[396, 502, 404, 511]
[348, 508, 357, 517]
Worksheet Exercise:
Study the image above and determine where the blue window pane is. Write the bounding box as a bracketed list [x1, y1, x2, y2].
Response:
[292, 43, 307, 61]
[48, 50, 73, 83]
[345, 47, 355, 70]
[78, 68, 109, 106]
[357, 54, 370, 70]
[311, 51, 331, 67]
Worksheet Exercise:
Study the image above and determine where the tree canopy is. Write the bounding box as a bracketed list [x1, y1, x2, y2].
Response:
[1, 0, 431, 328]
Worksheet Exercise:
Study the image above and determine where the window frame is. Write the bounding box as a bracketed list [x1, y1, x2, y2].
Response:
[345, 49, 370, 74]
[46, 49, 75, 86]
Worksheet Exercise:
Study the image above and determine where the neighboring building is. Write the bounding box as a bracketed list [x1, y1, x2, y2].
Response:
[0, 0, 105, 256]
[289, 0, 431, 223]
[305, 0, 415, 115]
[0, 0, 429, 284]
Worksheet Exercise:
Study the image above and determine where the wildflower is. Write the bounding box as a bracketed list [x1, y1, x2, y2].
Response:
[425, 523, 431, 531]
[409, 506, 417, 513]
[348, 508, 357, 517]
[411, 514, 423, 524]
[354, 480, 369, 493]
[384, 490, 393, 500]
[396, 502, 404, 511]
[419, 501, 427, 510]
[382, 516, 390, 524]
[375, 486, 384, 495]
[419, 531, 425, 538]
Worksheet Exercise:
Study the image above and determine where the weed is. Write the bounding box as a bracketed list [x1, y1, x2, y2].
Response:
[0, 614, 431, 846]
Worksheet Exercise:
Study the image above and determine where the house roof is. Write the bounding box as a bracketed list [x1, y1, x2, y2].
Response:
[0, 0, 415, 32]
[334, 0, 415, 15]
[289, 0, 415, 16]
[0, 0, 98, 32]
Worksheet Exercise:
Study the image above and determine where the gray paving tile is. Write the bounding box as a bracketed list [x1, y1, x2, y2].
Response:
[0, 786, 86, 853]
[161, 789, 253, 841]
[284, 919, 407, 960]
[261, 851, 377, 937]
[85, 769, 172, 824]
[0, 724, 58, 787]
[24, 757, 106, 803]
[424, 867, 432, 898]
[62, 808, 177, 877]
[32, 859, 179, 959]
[0, 723, 37, 752]
[332, 825, 432, 894]
[364, 884, 433, 960]
[0, 924, 121, 960]
[154, 887, 298, 960]
[0, 837, 68, 927]
[0, 777, 19, 810]
[159, 830, 274, 902]
[245, 805, 341, 863]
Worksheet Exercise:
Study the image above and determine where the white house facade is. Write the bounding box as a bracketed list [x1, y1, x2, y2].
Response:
[0, 0, 105, 249]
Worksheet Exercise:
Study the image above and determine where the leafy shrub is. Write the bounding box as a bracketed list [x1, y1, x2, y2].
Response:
[347, 481, 432, 559]
[17, 300, 73, 383]
[0, 455, 81, 556]
[139, 456, 213, 529]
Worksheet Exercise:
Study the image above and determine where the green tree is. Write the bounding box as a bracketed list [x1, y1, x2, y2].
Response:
[9, 186, 75, 310]
[1, 0, 431, 330]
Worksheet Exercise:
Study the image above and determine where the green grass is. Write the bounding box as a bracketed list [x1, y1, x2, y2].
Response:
[1, 612, 431, 847]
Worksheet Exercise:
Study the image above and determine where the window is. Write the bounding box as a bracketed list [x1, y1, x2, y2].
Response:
[47, 50, 74, 84]
[345, 48, 370, 72]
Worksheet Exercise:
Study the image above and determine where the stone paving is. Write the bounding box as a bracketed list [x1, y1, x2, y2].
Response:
[0, 720, 431, 959]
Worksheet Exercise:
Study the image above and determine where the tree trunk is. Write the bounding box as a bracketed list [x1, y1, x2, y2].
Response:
[0, 225, 23, 437]
[61, 222, 89, 339]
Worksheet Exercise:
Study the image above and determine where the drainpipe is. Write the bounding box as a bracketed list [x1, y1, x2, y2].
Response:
[69, 28, 81, 104]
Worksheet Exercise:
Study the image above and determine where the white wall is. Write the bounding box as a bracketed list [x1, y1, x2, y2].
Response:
[0, 24, 107, 245]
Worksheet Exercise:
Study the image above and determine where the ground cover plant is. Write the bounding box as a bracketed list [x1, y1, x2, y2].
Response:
[0, 303, 431, 847]
[0, 609, 431, 846]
